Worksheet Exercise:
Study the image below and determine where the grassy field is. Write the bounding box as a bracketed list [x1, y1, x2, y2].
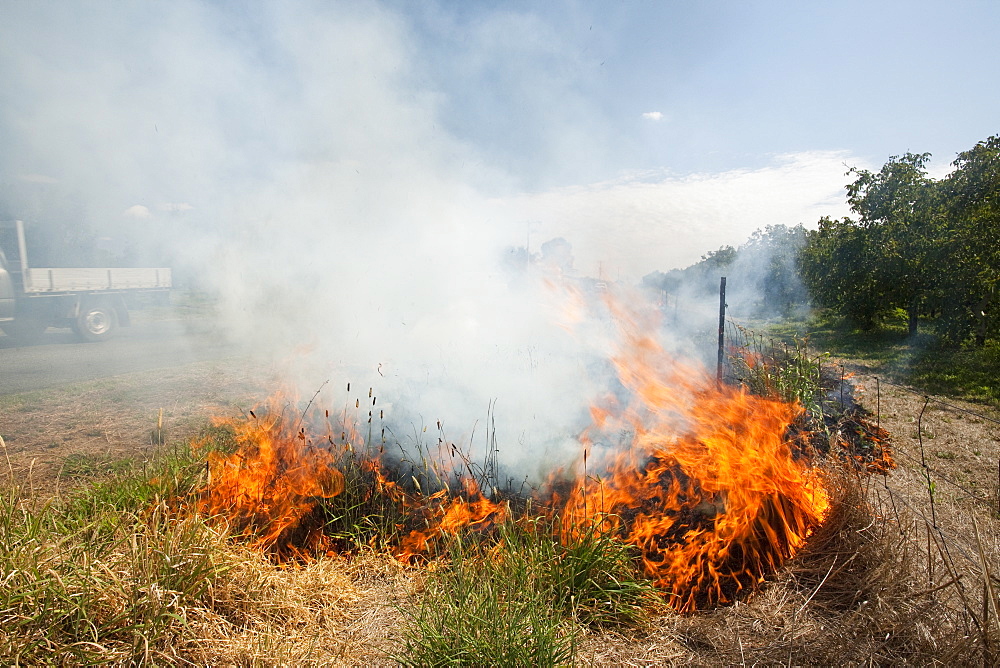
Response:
[763, 310, 1000, 406]
[2, 311, 1000, 664]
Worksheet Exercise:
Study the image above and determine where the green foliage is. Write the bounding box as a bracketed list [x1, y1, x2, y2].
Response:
[395, 516, 655, 666]
[802, 153, 941, 332]
[938, 136, 1000, 345]
[800, 136, 1000, 345]
[728, 326, 827, 416]
[799, 216, 890, 329]
[701, 245, 737, 268]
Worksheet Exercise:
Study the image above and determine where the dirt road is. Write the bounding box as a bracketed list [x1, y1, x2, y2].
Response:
[0, 318, 244, 394]
[0, 316, 279, 495]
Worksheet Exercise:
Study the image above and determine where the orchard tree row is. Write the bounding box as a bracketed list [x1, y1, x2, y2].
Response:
[798, 135, 1000, 346]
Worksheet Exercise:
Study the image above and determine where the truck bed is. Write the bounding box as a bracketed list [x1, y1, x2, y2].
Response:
[22, 267, 171, 293]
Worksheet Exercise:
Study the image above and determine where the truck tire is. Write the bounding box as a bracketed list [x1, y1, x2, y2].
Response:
[0, 317, 47, 344]
[74, 303, 118, 342]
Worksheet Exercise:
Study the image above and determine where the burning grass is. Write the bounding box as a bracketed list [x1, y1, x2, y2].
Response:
[1, 365, 995, 664]
[190, 325, 833, 617]
[3, 300, 996, 663]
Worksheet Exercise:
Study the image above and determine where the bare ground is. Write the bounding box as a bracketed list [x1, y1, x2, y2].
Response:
[0, 357, 279, 496]
[847, 367, 1000, 508]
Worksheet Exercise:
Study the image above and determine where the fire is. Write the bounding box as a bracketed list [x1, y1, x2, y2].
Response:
[365, 463, 508, 561]
[561, 351, 828, 611]
[552, 299, 828, 611]
[197, 394, 348, 558]
[194, 294, 834, 612]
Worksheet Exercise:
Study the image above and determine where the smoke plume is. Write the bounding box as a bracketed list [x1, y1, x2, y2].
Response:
[0, 1, 854, 478]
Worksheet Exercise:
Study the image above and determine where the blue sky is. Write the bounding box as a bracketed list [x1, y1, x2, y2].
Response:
[402, 1, 1000, 186]
[1, 1, 998, 279]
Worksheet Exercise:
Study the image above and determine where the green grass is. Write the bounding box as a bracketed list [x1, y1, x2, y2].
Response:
[395, 515, 656, 666]
[60, 452, 137, 478]
[762, 311, 1000, 406]
[397, 536, 575, 666]
[0, 440, 223, 664]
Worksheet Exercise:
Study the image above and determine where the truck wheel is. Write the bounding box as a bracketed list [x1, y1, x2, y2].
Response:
[0, 317, 47, 344]
[75, 304, 118, 342]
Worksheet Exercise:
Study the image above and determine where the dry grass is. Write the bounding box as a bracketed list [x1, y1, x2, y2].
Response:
[4, 357, 1000, 664]
[849, 370, 1000, 490]
[0, 359, 278, 497]
[182, 547, 411, 666]
[574, 469, 991, 666]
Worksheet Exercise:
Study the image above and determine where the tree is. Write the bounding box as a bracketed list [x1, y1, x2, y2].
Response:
[800, 141, 1000, 345]
[700, 245, 737, 268]
[843, 153, 941, 334]
[643, 230, 810, 320]
[737, 224, 808, 315]
[939, 136, 1000, 345]
[799, 216, 891, 328]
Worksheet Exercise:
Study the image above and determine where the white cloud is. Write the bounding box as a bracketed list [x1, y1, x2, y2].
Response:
[491, 151, 863, 281]
[641, 111, 664, 121]
[123, 204, 151, 219]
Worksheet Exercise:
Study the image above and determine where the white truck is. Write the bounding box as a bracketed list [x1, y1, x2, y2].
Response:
[0, 220, 171, 343]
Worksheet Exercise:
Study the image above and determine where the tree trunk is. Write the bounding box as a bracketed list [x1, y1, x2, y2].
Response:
[975, 292, 992, 347]
[908, 298, 919, 336]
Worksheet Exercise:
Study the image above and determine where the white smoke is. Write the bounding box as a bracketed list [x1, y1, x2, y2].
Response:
[0, 1, 857, 479]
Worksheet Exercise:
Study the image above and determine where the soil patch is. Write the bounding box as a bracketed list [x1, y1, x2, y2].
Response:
[0, 357, 279, 496]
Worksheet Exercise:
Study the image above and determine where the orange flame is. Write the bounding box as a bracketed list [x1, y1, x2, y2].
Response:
[366, 464, 508, 562]
[195, 293, 834, 612]
[556, 299, 829, 611]
[197, 395, 347, 557]
[562, 379, 828, 611]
